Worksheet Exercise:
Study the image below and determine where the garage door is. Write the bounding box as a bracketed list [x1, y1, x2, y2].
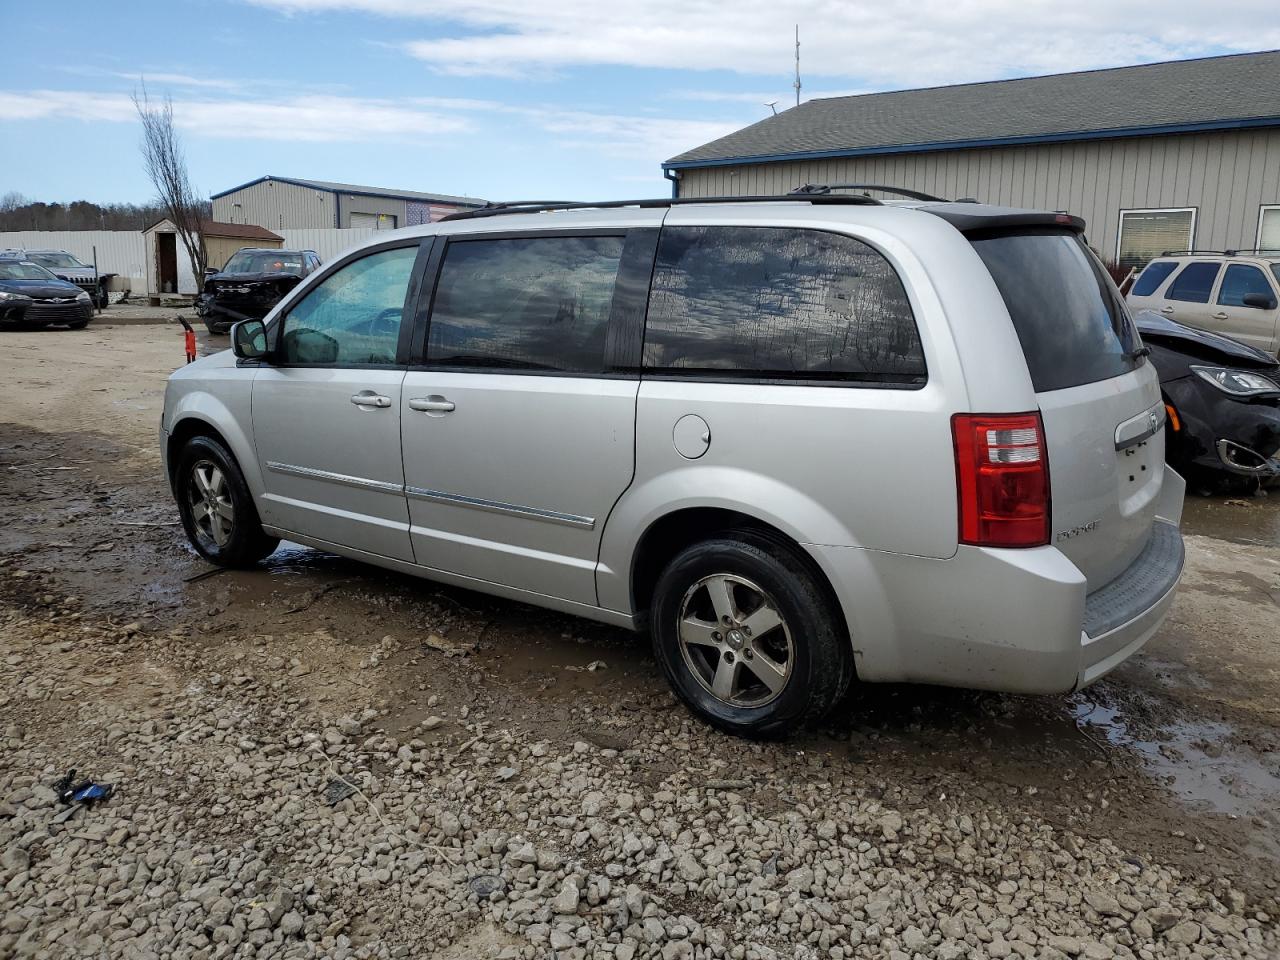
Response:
[350, 212, 398, 230]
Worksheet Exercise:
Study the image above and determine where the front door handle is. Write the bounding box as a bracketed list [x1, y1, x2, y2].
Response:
[351, 392, 392, 408]
[1212, 312, 1229, 320]
[1159, 306, 1175, 314]
[409, 396, 456, 414]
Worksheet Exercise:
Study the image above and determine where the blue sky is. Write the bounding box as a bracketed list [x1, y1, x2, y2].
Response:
[1, 0, 1275, 205]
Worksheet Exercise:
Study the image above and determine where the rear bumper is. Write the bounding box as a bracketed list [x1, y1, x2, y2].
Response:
[805, 470, 1186, 695]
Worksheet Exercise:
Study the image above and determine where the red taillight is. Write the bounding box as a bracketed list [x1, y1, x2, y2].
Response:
[952, 412, 1050, 548]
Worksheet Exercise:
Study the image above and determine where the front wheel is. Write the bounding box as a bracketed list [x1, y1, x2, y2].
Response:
[175, 435, 279, 567]
[650, 533, 852, 737]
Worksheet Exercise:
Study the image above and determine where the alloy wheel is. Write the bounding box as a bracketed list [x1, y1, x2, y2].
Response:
[677, 573, 794, 707]
[187, 460, 234, 548]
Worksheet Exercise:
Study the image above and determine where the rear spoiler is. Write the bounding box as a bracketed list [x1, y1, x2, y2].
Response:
[920, 203, 1086, 235]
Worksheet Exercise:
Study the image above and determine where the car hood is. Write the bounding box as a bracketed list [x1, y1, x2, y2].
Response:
[0, 278, 84, 299]
[208, 271, 301, 285]
[1134, 310, 1279, 369]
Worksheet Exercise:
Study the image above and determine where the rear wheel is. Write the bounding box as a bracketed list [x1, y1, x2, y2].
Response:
[650, 533, 851, 737]
[175, 436, 278, 567]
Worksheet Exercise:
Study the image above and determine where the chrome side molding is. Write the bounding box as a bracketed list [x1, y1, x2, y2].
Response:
[405, 486, 595, 529]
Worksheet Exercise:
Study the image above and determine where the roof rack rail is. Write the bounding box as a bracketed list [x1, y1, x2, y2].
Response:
[1156, 248, 1280, 257]
[437, 193, 882, 222]
[790, 183, 947, 202]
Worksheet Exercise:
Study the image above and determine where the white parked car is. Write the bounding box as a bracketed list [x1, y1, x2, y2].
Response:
[1126, 250, 1280, 356]
[161, 191, 1185, 736]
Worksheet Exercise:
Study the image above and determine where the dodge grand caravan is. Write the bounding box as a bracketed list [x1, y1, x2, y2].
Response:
[161, 191, 1186, 736]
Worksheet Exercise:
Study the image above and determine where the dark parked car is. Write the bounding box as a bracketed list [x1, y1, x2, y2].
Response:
[197, 248, 321, 334]
[2, 249, 115, 308]
[0, 259, 95, 329]
[1136, 311, 1280, 489]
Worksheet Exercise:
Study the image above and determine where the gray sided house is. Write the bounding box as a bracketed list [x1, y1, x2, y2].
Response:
[211, 176, 485, 231]
[666, 51, 1280, 269]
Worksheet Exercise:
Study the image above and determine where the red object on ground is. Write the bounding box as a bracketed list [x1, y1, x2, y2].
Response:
[185, 329, 197, 364]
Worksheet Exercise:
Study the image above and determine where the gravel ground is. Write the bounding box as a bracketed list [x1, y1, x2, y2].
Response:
[1, 591, 1274, 960]
[1, 325, 1278, 959]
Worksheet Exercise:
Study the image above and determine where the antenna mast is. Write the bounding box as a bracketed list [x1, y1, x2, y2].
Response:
[793, 25, 801, 107]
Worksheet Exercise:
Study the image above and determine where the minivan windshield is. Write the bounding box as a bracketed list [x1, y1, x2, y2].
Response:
[971, 229, 1141, 393]
[221, 251, 304, 275]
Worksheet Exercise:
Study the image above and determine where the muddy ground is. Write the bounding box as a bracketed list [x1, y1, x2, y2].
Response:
[1, 322, 1278, 959]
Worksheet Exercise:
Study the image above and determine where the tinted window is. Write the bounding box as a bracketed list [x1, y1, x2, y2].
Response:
[1217, 264, 1276, 307]
[426, 236, 623, 372]
[280, 245, 417, 365]
[970, 229, 1139, 393]
[1131, 260, 1177, 297]
[1166, 262, 1221, 303]
[643, 226, 924, 383]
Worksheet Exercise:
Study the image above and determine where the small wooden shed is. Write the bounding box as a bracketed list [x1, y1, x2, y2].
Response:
[202, 220, 284, 272]
[142, 218, 284, 300]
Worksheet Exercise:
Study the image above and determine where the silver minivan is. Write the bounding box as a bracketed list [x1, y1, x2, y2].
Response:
[161, 193, 1186, 736]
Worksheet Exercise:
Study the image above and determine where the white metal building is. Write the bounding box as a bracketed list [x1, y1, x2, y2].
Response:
[211, 176, 485, 231]
[666, 51, 1280, 268]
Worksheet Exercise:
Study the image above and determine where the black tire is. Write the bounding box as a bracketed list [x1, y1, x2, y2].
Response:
[203, 319, 224, 336]
[650, 531, 852, 738]
[175, 435, 279, 567]
[65, 317, 90, 330]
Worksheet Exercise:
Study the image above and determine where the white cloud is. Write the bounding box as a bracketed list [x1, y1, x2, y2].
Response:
[243, 0, 1280, 87]
[0, 90, 470, 142]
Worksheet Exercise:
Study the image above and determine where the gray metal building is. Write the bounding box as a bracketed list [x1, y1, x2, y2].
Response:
[211, 176, 485, 231]
[665, 51, 1280, 268]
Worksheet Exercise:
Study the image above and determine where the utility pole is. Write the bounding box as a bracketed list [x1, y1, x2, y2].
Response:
[794, 25, 801, 107]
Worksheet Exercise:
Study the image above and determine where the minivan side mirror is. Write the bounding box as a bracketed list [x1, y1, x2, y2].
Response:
[231, 319, 268, 360]
[1241, 292, 1277, 310]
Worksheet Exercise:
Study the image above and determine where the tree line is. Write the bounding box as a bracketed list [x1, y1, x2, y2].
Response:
[0, 191, 211, 233]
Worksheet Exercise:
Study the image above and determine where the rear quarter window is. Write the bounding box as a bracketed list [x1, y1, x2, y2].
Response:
[970, 229, 1141, 393]
[643, 225, 925, 384]
[1130, 260, 1177, 297]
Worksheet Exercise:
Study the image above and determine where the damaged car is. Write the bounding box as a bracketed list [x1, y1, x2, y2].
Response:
[197, 248, 321, 334]
[1136, 311, 1280, 489]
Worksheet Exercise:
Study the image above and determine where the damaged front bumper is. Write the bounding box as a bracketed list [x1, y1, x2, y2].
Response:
[1214, 438, 1280, 477]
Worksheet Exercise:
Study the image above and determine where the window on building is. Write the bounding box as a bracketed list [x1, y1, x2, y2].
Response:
[1217, 264, 1277, 307]
[642, 226, 925, 383]
[1117, 209, 1196, 271]
[1165, 262, 1221, 303]
[1259, 206, 1280, 252]
[1130, 261, 1178, 297]
[426, 236, 624, 373]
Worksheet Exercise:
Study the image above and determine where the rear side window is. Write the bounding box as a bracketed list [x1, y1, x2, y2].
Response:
[1217, 264, 1275, 307]
[1131, 260, 1177, 297]
[426, 236, 624, 372]
[1166, 262, 1221, 303]
[643, 226, 925, 384]
[970, 229, 1139, 393]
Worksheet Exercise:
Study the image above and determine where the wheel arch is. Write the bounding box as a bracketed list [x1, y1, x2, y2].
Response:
[165, 407, 262, 500]
[626, 506, 846, 636]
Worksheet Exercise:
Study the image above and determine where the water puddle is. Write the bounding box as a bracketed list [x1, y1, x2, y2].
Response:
[1072, 693, 1280, 825]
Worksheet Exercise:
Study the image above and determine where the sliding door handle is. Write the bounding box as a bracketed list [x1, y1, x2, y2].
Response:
[409, 396, 456, 414]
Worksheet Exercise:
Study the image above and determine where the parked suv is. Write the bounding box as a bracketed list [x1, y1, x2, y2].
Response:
[1126, 250, 1280, 356]
[196, 247, 321, 334]
[161, 193, 1186, 736]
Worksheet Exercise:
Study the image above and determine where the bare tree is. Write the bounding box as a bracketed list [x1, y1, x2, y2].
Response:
[133, 86, 207, 290]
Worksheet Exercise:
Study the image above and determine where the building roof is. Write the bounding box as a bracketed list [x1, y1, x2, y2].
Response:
[211, 175, 486, 207]
[666, 50, 1280, 169]
[201, 220, 283, 241]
